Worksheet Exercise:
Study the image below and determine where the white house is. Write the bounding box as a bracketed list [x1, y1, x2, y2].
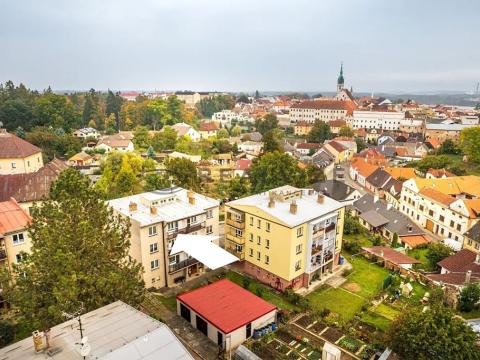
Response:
[170, 122, 201, 142]
[73, 127, 100, 139]
[351, 110, 405, 131]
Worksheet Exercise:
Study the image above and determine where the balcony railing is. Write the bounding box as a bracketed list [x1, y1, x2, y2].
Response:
[169, 257, 199, 273]
[325, 223, 336, 233]
[226, 218, 245, 229]
[0, 249, 6, 261]
[166, 222, 206, 240]
[311, 245, 322, 255]
[225, 245, 245, 260]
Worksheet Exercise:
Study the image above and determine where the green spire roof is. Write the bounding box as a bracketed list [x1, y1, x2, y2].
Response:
[337, 62, 344, 85]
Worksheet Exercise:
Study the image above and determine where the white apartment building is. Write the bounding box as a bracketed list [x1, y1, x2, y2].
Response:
[351, 110, 405, 131]
[108, 187, 220, 288]
[399, 177, 480, 248]
[212, 110, 254, 125]
[289, 100, 355, 123]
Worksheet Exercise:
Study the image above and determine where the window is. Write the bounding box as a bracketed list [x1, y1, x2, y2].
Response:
[457, 224, 462, 231]
[235, 229, 243, 237]
[149, 243, 158, 253]
[16, 253, 25, 263]
[257, 236, 261, 245]
[148, 226, 157, 236]
[266, 222, 271, 232]
[294, 260, 301, 271]
[296, 244, 302, 254]
[169, 254, 179, 264]
[167, 222, 178, 232]
[12, 233, 25, 245]
[439, 215, 445, 222]
[266, 239, 270, 249]
[150, 259, 159, 270]
[188, 216, 197, 225]
[206, 209, 213, 219]
[257, 219, 261, 229]
[296, 227, 303, 237]
[257, 251, 261, 260]
[206, 225, 213, 234]
[235, 244, 243, 253]
[428, 210, 434, 217]
[249, 217, 253, 226]
[11, 162, 16, 169]
[249, 249, 253, 257]
[249, 233, 253, 242]
[450, 220, 454, 228]
[265, 255, 270, 265]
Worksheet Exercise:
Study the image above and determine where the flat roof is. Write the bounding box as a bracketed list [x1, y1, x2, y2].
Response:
[177, 279, 276, 334]
[0, 301, 193, 360]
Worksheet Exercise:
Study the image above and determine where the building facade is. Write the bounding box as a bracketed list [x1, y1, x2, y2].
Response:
[289, 100, 355, 124]
[224, 186, 345, 291]
[108, 188, 219, 288]
[0, 129, 44, 175]
[351, 110, 405, 131]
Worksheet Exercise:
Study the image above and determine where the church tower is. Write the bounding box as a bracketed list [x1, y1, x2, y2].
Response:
[337, 62, 344, 92]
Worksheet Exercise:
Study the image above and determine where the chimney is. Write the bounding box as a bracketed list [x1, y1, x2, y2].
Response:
[150, 206, 157, 215]
[317, 194, 325, 204]
[129, 201, 137, 212]
[32, 331, 44, 353]
[465, 270, 472, 284]
[387, 203, 392, 210]
[268, 198, 275, 208]
[290, 200, 298, 214]
[187, 191, 195, 205]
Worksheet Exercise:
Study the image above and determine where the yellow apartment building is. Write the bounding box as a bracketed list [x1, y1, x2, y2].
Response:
[108, 187, 219, 288]
[464, 222, 480, 255]
[0, 129, 43, 175]
[0, 199, 32, 272]
[225, 186, 345, 291]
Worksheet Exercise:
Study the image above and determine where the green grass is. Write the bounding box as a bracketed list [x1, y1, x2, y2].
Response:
[360, 312, 392, 331]
[460, 308, 480, 320]
[156, 294, 177, 312]
[373, 303, 400, 320]
[225, 271, 299, 311]
[343, 233, 374, 248]
[407, 247, 433, 271]
[307, 286, 366, 321]
[342, 256, 390, 298]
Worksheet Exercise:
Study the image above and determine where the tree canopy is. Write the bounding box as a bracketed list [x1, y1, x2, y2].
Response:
[255, 113, 278, 135]
[165, 157, 200, 190]
[1, 169, 145, 332]
[387, 305, 479, 360]
[307, 120, 332, 143]
[460, 127, 480, 163]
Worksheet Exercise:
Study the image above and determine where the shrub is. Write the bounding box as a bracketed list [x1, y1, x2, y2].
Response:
[320, 308, 331, 318]
[242, 276, 251, 289]
[0, 321, 14, 347]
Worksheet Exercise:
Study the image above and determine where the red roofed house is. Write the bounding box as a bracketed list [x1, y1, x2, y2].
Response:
[427, 249, 480, 288]
[362, 246, 421, 271]
[294, 142, 322, 156]
[0, 198, 32, 271]
[199, 122, 220, 139]
[177, 279, 277, 350]
[426, 168, 455, 179]
[329, 119, 347, 134]
[324, 140, 354, 163]
[0, 129, 43, 175]
[234, 159, 252, 177]
[349, 158, 379, 187]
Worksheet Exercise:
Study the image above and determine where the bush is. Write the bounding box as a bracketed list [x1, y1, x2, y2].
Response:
[459, 283, 480, 312]
[343, 241, 362, 254]
[320, 308, 331, 318]
[242, 276, 251, 289]
[0, 321, 14, 347]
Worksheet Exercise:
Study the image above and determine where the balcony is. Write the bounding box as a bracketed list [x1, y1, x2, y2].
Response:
[225, 245, 245, 260]
[169, 257, 199, 274]
[0, 249, 6, 261]
[325, 223, 336, 233]
[226, 218, 245, 229]
[311, 244, 322, 255]
[166, 222, 206, 240]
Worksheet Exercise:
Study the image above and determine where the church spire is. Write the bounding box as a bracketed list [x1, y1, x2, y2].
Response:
[337, 62, 344, 92]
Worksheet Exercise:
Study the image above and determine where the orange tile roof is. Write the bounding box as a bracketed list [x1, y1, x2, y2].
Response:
[0, 198, 31, 235]
[384, 167, 416, 180]
[199, 122, 219, 132]
[419, 187, 456, 206]
[427, 168, 455, 178]
[463, 199, 480, 218]
[351, 159, 379, 178]
[399, 235, 430, 248]
[0, 130, 41, 158]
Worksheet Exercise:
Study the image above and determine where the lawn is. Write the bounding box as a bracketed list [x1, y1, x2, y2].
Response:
[373, 303, 400, 320]
[407, 247, 433, 271]
[307, 286, 366, 321]
[343, 233, 374, 248]
[360, 312, 391, 331]
[225, 271, 299, 311]
[460, 308, 480, 320]
[342, 255, 390, 298]
[156, 294, 177, 312]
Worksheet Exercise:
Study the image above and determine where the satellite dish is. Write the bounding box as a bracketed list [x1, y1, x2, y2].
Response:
[81, 336, 88, 344]
[80, 342, 91, 357]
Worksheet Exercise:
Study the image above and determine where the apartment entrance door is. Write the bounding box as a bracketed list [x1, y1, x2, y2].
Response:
[426, 219, 434, 232]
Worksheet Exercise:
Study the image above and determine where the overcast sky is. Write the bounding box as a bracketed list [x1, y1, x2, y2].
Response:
[1, 0, 479, 93]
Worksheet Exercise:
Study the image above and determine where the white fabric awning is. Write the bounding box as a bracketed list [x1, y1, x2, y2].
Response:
[170, 234, 240, 270]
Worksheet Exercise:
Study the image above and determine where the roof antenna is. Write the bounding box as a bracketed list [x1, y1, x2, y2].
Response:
[63, 304, 90, 359]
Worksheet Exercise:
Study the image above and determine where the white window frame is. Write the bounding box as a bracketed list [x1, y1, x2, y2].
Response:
[206, 209, 213, 219]
[167, 221, 178, 232]
[206, 225, 213, 234]
[149, 243, 158, 253]
[150, 259, 159, 270]
[12, 233, 25, 245]
[148, 226, 157, 237]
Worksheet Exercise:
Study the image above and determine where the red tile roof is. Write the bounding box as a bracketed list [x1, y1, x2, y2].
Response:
[199, 122, 219, 132]
[363, 246, 421, 265]
[427, 168, 455, 178]
[296, 143, 321, 150]
[0, 198, 31, 235]
[438, 249, 480, 273]
[326, 140, 347, 153]
[0, 130, 41, 158]
[399, 235, 430, 248]
[235, 159, 252, 171]
[291, 100, 356, 114]
[427, 272, 480, 286]
[329, 119, 347, 128]
[419, 187, 456, 206]
[177, 279, 276, 333]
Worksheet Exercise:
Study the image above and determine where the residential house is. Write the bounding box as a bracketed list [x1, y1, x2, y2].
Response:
[362, 246, 421, 271]
[96, 134, 134, 152]
[426, 168, 455, 179]
[425, 121, 477, 143]
[351, 110, 405, 131]
[168, 151, 202, 163]
[427, 249, 480, 288]
[289, 100, 356, 123]
[177, 279, 277, 350]
[0, 129, 43, 175]
[225, 186, 345, 290]
[108, 188, 220, 288]
[400, 176, 480, 248]
[324, 140, 354, 163]
[294, 122, 314, 136]
[353, 148, 387, 166]
[352, 194, 427, 246]
[383, 177, 403, 209]
[312, 180, 362, 203]
[464, 222, 480, 255]
[0, 199, 32, 272]
[171, 122, 201, 142]
[72, 127, 100, 139]
[0, 301, 194, 359]
[235, 159, 252, 177]
[399, 118, 425, 134]
[294, 143, 322, 156]
[199, 122, 220, 139]
[349, 158, 379, 187]
[328, 137, 357, 154]
[384, 167, 416, 181]
[329, 119, 347, 135]
[174, 91, 211, 107]
[68, 151, 94, 167]
[0, 159, 68, 214]
[238, 141, 263, 157]
[365, 168, 392, 195]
